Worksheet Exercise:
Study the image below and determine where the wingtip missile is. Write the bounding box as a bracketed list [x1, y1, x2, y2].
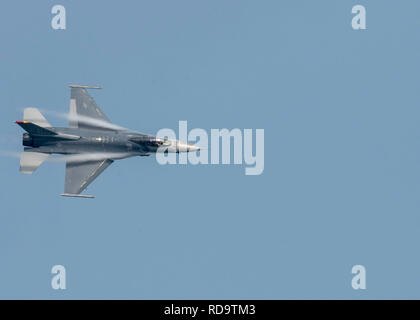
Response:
[61, 193, 95, 199]
[69, 84, 102, 89]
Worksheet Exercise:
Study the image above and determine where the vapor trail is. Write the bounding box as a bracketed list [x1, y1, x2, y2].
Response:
[0, 151, 134, 163]
[0, 150, 21, 159]
[48, 152, 134, 163]
[39, 109, 129, 131]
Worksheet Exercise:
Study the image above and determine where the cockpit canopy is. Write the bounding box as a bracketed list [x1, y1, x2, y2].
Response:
[129, 136, 171, 147]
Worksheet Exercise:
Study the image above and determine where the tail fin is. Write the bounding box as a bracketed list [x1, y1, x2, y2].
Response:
[23, 108, 51, 128]
[20, 151, 50, 174]
[15, 121, 57, 136]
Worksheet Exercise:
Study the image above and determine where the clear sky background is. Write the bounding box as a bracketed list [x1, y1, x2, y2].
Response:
[1, 0, 420, 299]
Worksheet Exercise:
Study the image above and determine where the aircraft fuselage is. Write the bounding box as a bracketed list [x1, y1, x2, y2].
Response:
[21, 127, 194, 156]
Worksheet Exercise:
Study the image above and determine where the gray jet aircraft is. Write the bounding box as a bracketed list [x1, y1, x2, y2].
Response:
[16, 85, 200, 198]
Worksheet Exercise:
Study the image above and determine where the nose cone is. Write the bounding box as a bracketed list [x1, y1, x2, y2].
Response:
[176, 141, 200, 153]
[187, 144, 200, 152]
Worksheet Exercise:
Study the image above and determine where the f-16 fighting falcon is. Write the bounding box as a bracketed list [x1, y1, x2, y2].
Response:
[16, 85, 200, 198]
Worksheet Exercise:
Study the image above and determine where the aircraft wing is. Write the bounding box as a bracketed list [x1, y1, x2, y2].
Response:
[69, 85, 112, 130]
[62, 159, 113, 198]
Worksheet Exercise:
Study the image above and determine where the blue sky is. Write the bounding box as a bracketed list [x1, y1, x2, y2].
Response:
[1, 0, 420, 299]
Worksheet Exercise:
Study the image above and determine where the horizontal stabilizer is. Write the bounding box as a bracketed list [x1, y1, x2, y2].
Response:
[24, 108, 51, 127]
[20, 151, 50, 174]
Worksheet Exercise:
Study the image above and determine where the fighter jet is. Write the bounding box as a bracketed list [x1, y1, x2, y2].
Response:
[16, 85, 200, 198]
